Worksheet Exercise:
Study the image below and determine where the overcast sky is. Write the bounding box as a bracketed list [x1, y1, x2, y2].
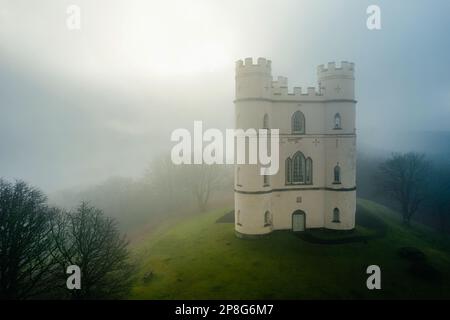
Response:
[1, 0, 449, 192]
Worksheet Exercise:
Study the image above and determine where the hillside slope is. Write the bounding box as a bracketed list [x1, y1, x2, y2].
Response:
[130, 199, 450, 299]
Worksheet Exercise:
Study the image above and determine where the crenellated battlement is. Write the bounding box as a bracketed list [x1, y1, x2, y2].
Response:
[271, 74, 322, 99]
[235, 58, 354, 101]
[272, 76, 288, 88]
[235, 57, 272, 75]
[272, 85, 322, 100]
[317, 61, 355, 79]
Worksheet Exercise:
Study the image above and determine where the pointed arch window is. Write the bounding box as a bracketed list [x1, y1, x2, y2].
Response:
[334, 113, 342, 129]
[286, 158, 292, 184]
[305, 157, 313, 184]
[333, 164, 341, 184]
[293, 152, 305, 183]
[263, 114, 269, 129]
[236, 167, 242, 187]
[292, 111, 305, 134]
[264, 211, 272, 227]
[286, 152, 312, 185]
[333, 208, 340, 223]
[236, 210, 242, 226]
[263, 175, 269, 187]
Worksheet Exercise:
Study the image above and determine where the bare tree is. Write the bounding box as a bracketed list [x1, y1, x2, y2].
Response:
[143, 155, 230, 213]
[378, 152, 430, 226]
[182, 164, 226, 212]
[51, 202, 133, 299]
[0, 179, 59, 299]
[143, 154, 184, 212]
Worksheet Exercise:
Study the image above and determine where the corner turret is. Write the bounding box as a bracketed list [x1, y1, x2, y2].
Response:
[317, 61, 355, 100]
[235, 57, 272, 100]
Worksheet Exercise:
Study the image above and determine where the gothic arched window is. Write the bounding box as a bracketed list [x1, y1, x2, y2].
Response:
[263, 114, 269, 129]
[286, 158, 292, 184]
[263, 175, 269, 186]
[305, 157, 313, 184]
[334, 113, 341, 129]
[292, 111, 305, 134]
[334, 164, 341, 184]
[286, 153, 313, 185]
[236, 167, 241, 186]
[333, 208, 340, 223]
[293, 152, 306, 183]
[264, 211, 272, 227]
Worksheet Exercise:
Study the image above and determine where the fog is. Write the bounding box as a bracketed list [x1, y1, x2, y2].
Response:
[1, 0, 450, 193]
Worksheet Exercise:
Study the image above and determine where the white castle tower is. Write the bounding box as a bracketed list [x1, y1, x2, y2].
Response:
[234, 58, 357, 238]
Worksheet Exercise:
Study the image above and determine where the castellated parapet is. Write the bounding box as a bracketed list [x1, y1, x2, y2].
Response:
[317, 61, 355, 75]
[317, 61, 355, 100]
[235, 57, 272, 73]
[235, 57, 355, 101]
[234, 57, 357, 238]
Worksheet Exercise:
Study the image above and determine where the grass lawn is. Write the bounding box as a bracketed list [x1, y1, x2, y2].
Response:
[129, 199, 450, 299]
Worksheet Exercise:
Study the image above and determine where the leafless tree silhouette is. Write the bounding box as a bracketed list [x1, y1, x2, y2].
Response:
[0, 179, 59, 299]
[378, 152, 430, 225]
[51, 202, 133, 299]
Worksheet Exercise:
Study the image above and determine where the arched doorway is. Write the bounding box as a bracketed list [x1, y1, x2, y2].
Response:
[292, 210, 306, 232]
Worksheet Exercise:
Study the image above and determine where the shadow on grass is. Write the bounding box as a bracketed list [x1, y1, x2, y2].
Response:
[216, 210, 235, 223]
[216, 205, 388, 245]
[296, 204, 388, 245]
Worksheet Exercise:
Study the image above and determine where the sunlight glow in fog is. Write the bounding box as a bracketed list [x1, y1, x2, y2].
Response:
[0, 0, 234, 79]
[105, 1, 233, 75]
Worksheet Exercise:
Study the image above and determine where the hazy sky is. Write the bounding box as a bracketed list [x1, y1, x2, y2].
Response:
[1, 0, 449, 191]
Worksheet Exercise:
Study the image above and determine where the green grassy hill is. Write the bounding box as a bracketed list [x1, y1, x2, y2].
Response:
[130, 199, 450, 299]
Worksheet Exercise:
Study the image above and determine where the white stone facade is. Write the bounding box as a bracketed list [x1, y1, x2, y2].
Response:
[234, 58, 357, 237]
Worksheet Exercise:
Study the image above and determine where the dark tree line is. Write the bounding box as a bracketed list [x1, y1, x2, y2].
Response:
[427, 166, 450, 232]
[0, 179, 133, 299]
